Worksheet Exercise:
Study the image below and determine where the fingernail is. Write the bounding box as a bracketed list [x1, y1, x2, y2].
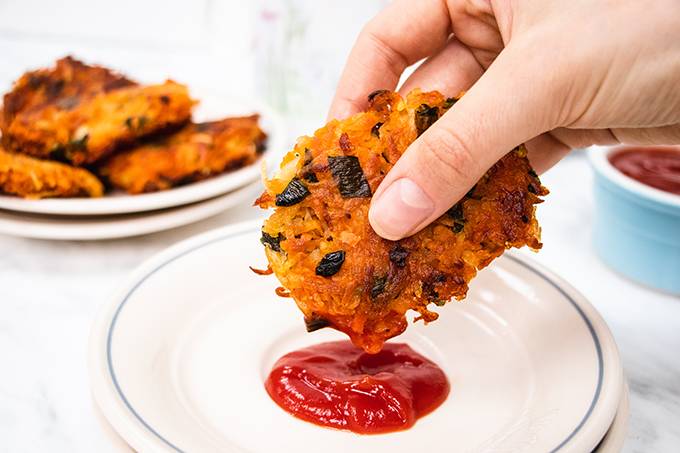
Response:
[369, 178, 434, 239]
[327, 104, 353, 121]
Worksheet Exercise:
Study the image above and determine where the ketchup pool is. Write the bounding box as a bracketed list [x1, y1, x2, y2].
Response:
[609, 147, 680, 195]
[264, 341, 450, 434]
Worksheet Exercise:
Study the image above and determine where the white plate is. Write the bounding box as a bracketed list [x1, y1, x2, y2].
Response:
[0, 183, 260, 241]
[92, 378, 630, 453]
[0, 88, 286, 216]
[594, 382, 629, 453]
[89, 221, 623, 453]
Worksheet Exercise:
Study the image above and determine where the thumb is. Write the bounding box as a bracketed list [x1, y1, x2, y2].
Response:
[369, 45, 560, 240]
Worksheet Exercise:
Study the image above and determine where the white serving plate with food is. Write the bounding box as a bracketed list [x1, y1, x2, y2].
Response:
[89, 221, 624, 453]
[0, 88, 285, 216]
[0, 182, 261, 241]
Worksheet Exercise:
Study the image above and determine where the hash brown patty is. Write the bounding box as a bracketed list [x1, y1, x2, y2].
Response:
[0, 146, 103, 198]
[256, 89, 548, 353]
[97, 115, 267, 194]
[1, 56, 194, 165]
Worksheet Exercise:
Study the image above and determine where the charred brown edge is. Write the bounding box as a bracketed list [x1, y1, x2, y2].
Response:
[301, 170, 318, 183]
[389, 244, 409, 268]
[367, 89, 390, 103]
[415, 103, 439, 136]
[443, 97, 458, 109]
[446, 202, 466, 233]
[338, 133, 353, 152]
[305, 316, 331, 332]
[300, 148, 318, 183]
[370, 275, 388, 299]
[465, 184, 478, 199]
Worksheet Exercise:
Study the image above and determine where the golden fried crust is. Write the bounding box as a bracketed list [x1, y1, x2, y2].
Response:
[0, 146, 103, 198]
[97, 115, 267, 194]
[256, 89, 548, 353]
[2, 56, 135, 125]
[1, 57, 195, 165]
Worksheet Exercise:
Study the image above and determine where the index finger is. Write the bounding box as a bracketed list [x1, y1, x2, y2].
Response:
[327, 0, 452, 120]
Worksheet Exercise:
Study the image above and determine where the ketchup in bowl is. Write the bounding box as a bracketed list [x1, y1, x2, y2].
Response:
[609, 147, 680, 195]
[265, 341, 449, 434]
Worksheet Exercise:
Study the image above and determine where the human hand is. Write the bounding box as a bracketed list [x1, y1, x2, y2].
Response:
[328, 0, 680, 240]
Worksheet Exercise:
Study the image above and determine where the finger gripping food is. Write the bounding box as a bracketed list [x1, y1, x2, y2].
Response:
[0, 147, 103, 198]
[258, 89, 548, 353]
[1, 57, 194, 165]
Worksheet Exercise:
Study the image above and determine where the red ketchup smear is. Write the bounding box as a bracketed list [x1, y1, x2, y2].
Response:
[264, 341, 449, 434]
[609, 147, 680, 195]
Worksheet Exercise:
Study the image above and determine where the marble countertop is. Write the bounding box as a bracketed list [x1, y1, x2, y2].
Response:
[0, 2, 679, 451]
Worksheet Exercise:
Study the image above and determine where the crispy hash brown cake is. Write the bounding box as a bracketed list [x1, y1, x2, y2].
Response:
[256, 89, 548, 353]
[1, 56, 195, 165]
[97, 115, 267, 194]
[0, 146, 103, 198]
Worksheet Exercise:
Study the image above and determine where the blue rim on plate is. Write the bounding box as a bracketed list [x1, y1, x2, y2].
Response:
[105, 229, 605, 453]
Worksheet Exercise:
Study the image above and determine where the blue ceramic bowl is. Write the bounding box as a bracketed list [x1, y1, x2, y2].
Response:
[589, 146, 680, 295]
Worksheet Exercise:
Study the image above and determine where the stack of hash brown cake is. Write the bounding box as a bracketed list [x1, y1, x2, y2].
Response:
[0, 56, 266, 199]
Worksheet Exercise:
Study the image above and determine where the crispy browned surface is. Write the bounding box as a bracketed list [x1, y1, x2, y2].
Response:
[0, 146, 103, 198]
[97, 116, 267, 194]
[256, 89, 548, 353]
[2, 56, 135, 124]
[1, 56, 195, 165]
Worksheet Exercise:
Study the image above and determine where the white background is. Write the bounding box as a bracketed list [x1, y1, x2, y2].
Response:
[0, 1, 678, 452]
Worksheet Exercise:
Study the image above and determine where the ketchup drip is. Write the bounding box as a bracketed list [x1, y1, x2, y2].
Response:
[265, 341, 449, 434]
[609, 147, 680, 195]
